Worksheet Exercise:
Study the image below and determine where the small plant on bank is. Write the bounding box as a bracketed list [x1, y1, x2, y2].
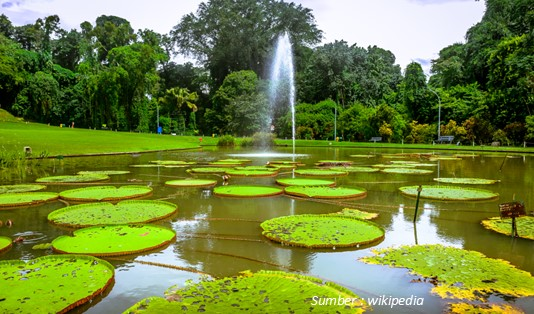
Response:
[216, 135, 235, 147]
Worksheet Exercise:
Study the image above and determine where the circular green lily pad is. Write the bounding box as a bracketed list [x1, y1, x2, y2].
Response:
[349, 154, 375, 158]
[0, 184, 47, 194]
[0, 255, 114, 313]
[381, 168, 434, 175]
[77, 170, 131, 175]
[124, 270, 368, 313]
[285, 186, 367, 199]
[165, 179, 217, 188]
[481, 216, 534, 240]
[187, 167, 229, 174]
[329, 166, 380, 173]
[214, 185, 283, 198]
[316, 160, 353, 166]
[0, 236, 12, 253]
[372, 163, 416, 168]
[0, 192, 59, 209]
[276, 178, 335, 187]
[208, 160, 245, 167]
[294, 169, 348, 177]
[225, 169, 278, 177]
[267, 160, 298, 165]
[35, 174, 110, 184]
[261, 214, 384, 248]
[234, 166, 276, 171]
[429, 156, 462, 161]
[334, 208, 378, 220]
[433, 178, 500, 185]
[399, 185, 499, 201]
[48, 200, 178, 228]
[150, 160, 196, 166]
[361, 244, 534, 301]
[59, 185, 153, 202]
[52, 224, 176, 256]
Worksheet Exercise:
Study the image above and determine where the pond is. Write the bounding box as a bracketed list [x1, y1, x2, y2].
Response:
[1, 146, 533, 313]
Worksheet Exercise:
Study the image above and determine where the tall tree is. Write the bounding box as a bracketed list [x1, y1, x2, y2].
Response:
[403, 62, 433, 124]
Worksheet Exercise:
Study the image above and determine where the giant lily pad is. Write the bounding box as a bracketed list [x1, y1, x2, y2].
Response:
[0, 255, 114, 313]
[316, 160, 353, 166]
[285, 186, 367, 199]
[381, 168, 433, 175]
[334, 208, 378, 220]
[481, 216, 534, 240]
[149, 160, 196, 166]
[261, 214, 384, 248]
[361, 244, 534, 301]
[0, 236, 12, 253]
[0, 192, 59, 209]
[433, 178, 500, 185]
[399, 185, 499, 201]
[224, 169, 278, 177]
[52, 224, 176, 256]
[124, 270, 368, 313]
[35, 174, 110, 184]
[187, 167, 229, 174]
[47, 200, 178, 228]
[213, 185, 283, 198]
[329, 166, 380, 173]
[77, 170, 130, 175]
[276, 178, 335, 187]
[59, 185, 152, 202]
[0, 184, 47, 194]
[165, 179, 217, 188]
[294, 169, 348, 177]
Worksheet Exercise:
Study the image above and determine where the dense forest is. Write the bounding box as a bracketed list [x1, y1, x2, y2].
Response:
[0, 0, 532, 145]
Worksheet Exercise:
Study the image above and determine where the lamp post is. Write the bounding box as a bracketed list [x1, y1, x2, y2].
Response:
[428, 86, 441, 138]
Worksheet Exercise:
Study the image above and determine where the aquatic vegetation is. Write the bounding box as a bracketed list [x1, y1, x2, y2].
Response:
[0, 255, 114, 313]
[285, 186, 367, 199]
[149, 160, 196, 166]
[35, 174, 110, 184]
[380, 168, 433, 175]
[52, 224, 176, 256]
[0, 236, 12, 253]
[335, 208, 378, 220]
[294, 169, 348, 177]
[316, 160, 353, 166]
[47, 200, 178, 228]
[261, 214, 384, 248]
[0, 192, 59, 209]
[399, 185, 499, 201]
[349, 154, 375, 158]
[371, 163, 416, 168]
[0, 184, 47, 194]
[208, 160, 246, 166]
[224, 169, 279, 177]
[187, 167, 229, 174]
[165, 179, 217, 187]
[77, 170, 131, 175]
[59, 185, 153, 202]
[124, 270, 368, 313]
[361, 244, 534, 301]
[481, 216, 534, 240]
[329, 166, 379, 173]
[429, 156, 462, 161]
[275, 178, 335, 187]
[213, 185, 283, 198]
[433, 178, 500, 185]
[448, 302, 524, 313]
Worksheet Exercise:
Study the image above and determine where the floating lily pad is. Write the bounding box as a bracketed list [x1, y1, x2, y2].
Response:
[52, 224, 176, 256]
[433, 178, 500, 185]
[234, 166, 277, 171]
[481, 216, 534, 240]
[399, 185, 499, 201]
[429, 156, 462, 161]
[124, 270, 367, 313]
[165, 179, 217, 188]
[267, 160, 298, 165]
[294, 169, 348, 177]
[149, 160, 196, 166]
[372, 163, 416, 168]
[266, 163, 297, 170]
[349, 154, 375, 158]
[361, 244, 534, 301]
[381, 168, 433, 175]
[0, 236, 12, 253]
[36, 174, 110, 184]
[448, 303, 523, 313]
[285, 186, 367, 199]
[213, 185, 283, 198]
[208, 160, 245, 166]
[0, 255, 114, 313]
[334, 208, 378, 220]
[275, 178, 335, 187]
[130, 164, 161, 168]
[0, 184, 47, 194]
[225, 169, 278, 177]
[59, 185, 153, 202]
[218, 158, 251, 163]
[77, 170, 131, 175]
[187, 167, 229, 174]
[329, 166, 380, 173]
[0, 192, 59, 209]
[316, 160, 353, 166]
[47, 200, 178, 228]
[261, 214, 384, 248]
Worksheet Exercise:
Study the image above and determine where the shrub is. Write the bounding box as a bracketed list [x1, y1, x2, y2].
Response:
[217, 135, 235, 147]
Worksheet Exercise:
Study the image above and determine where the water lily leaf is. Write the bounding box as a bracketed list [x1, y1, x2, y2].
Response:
[316, 160, 353, 166]
[276, 178, 335, 187]
[481, 216, 534, 240]
[208, 160, 245, 167]
[0, 184, 47, 194]
[334, 208, 378, 220]
[433, 178, 500, 185]
[31, 243, 52, 250]
[294, 169, 348, 177]
[0, 192, 59, 209]
[0, 236, 12, 253]
[361, 244, 534, 301]
[0, 255, 114, 313]
[48, 200, 178, 228]
[187, 167, 229, 174]
[52, 224, 176, 256]
[285, 186, 367, 199]
[349, 154, 375, 158]
[149, 160, 196, 166]
[261, 214, 384, 248]
[329, 166, 380, 173]
[165, 179, 217, 188]
[214, 185, 283, 198]
[224, 169, 279, 177]
[381, 168, 433, 175]
[59, 185, 153, 202]
[77, 170, 131, 175]
[372, 164, 416, 168]
[399, 185, 499, 201]
[124, 270, 368, 313]
[35, 174, 110, 184]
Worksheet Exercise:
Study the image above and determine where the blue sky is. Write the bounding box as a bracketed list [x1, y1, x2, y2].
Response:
[1, 0, 485, 73]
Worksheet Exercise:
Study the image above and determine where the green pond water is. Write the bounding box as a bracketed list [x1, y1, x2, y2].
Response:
[0, 146, 533, 313]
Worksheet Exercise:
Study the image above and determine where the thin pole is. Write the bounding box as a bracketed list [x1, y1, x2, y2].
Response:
[413, 185, 423, 223]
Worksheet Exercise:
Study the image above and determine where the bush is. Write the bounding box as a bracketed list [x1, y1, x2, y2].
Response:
[217, 135, 236, 147]
[404, 121, 434, 144]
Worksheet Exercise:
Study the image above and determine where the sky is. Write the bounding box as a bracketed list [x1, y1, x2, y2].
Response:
[1, 0, 486, 73]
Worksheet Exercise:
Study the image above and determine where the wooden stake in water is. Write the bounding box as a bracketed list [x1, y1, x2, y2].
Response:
[413, 185, 423, 223]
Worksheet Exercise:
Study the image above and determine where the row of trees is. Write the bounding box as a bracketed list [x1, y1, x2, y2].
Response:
[0, 0, 532, 144]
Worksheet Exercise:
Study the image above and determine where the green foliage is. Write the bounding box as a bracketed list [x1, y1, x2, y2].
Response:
[216, 134, 235, 147]
[0, 192, 58, 208]
[526, 115, 534, 141]
[59, 185, 153, 202]
[289, 99, 337, 140]
[492, 129, 510, 145]
[404, 121, 434, 144]
[440, 120, 467, 143]
[213, 185, 283, 198]
[0, 184, 46, 194]
[481, 216, 534, 240]
[36, 173, 110, 183]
